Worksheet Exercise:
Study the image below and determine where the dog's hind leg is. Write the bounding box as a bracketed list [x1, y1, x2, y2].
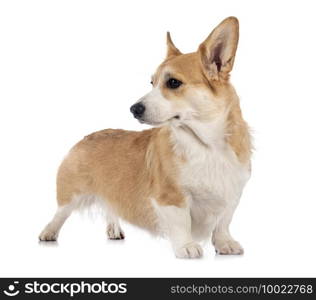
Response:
[105, 208, 125, 240]
[39, 176, 76, 242]
[39, 203, 74, 241]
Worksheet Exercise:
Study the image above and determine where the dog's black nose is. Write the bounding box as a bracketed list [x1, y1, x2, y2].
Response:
[130, 103, 145, 119]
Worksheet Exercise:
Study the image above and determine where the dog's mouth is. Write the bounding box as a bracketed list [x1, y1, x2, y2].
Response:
[138, 115, 180, 126]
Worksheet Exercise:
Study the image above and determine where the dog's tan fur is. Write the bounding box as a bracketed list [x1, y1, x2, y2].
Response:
[40, 17, 252, 258]
[57, 127, 184, 231]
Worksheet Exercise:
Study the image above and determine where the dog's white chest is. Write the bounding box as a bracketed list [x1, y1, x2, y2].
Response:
[172, 125, 250, 216]
[178, 143, 250, 240]
[171, 122, 250, 240]
[180, 146, 249, 204]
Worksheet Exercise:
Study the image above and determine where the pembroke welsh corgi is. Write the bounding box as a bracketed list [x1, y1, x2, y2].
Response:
[39, 17, 252, 258]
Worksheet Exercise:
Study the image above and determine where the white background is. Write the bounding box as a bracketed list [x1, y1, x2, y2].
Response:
[0, 0, 316, 277]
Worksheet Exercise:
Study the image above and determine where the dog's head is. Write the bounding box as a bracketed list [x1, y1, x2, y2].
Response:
[130, 17, 239, 127]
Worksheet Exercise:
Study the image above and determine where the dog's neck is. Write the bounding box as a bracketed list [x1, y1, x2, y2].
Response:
[169, 112, 229, 158]
[169, 105, 251, 164]
[180, 117, 227, 147]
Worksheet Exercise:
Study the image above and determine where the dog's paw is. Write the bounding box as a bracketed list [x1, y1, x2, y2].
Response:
[39, 227, 58, 242]
[175, 242, 203, 258]
[106, 223, 125, 240]
[214, 239, 244, 255]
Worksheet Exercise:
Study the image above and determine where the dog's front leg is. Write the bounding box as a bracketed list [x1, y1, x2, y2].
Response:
[155, 203, 203, 258]
[212, 201, 244, 255]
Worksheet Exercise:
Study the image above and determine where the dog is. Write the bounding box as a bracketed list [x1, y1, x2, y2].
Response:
[39, 17, 252, 258]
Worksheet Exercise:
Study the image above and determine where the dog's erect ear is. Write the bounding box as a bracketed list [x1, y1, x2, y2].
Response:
[166, 32, 182, 58]
[198, 17, 239, 80]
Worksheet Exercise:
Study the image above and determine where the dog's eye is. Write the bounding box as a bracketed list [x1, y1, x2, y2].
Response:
[166, 78, 182, 89]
